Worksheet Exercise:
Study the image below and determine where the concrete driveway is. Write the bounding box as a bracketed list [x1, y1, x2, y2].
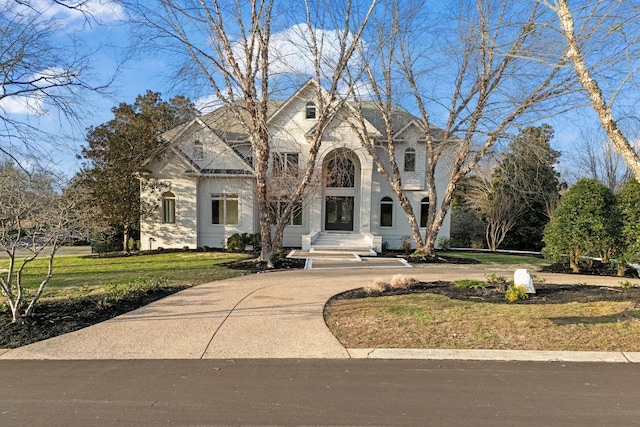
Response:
[1, 262, 639, 361]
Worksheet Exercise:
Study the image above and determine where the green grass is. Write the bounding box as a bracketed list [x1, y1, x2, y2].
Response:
[441, 250, 549, 266]
[327, 293, 640, 351]
[0, 251, 251, 296]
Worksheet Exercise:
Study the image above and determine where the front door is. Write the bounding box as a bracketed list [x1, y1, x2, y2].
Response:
[325, 196, 354, 231]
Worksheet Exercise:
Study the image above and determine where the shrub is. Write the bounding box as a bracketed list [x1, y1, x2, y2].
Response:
[454, 279, 487, 289]
[364, 278, 389, 294]
[620, 280, 639, 288]
[248, 233, 262, 251]
[437, 237, 451, 251]
[471, 240, 484, 250]
[226, 233, 261, 252]
[389, 275, 418, 290]
[401, 236, 412, 255]
[543, 179, 621, 272]
[618, 180, 640, 263]
[485, 273, 509, 292]
[505, 284, 528, 302]
[226, 233, 245, 252]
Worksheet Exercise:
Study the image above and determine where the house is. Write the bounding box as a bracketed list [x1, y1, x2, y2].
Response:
[140, 81, 452, 253]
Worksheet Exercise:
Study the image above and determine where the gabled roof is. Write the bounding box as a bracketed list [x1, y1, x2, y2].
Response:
[355, 102, 444, 141]
[155, 83, 444, 172]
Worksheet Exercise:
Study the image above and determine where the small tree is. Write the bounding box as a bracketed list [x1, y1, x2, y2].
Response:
[618, 179, 640, 263]
[543, 179, 621, 272]
[0, 162, 85, 323]
[478, 186, 524, 252]
[465, 163, 523, 252]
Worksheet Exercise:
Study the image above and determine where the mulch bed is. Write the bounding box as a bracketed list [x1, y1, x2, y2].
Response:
[0, 286, 189, 349]
[220, 256, 306, 274]
[331, 281, 640, 305]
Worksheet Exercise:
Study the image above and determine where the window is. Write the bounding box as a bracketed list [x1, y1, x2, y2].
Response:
[380, 196, 393, 227]
[269, 199, 303, 226]
[212, 194, 239, 225]
[162, 192, 176, 224]
[193, 140, 203, 160]
[420, 196, 429, 227]
[273, 152, 299, 176]
[326, 156, 355, 188]
[404, 147, 415, 172]
[305, 102, 316, 119]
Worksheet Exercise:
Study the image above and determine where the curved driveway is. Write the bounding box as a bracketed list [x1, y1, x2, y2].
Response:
[2, 263, 639, 360]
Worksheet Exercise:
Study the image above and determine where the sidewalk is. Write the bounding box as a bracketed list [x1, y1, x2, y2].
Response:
[1, 264, 639, 361]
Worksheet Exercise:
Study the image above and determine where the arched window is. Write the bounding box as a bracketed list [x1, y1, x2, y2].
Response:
[420, 196, 429, 227]
[193, 140, 203, 160]
[404, 147, 416, 172]
[305, 102, 317, 119]
[380, 196, 393, 227]
[326, 156, 355, 188]
[162, 191, 176, 224]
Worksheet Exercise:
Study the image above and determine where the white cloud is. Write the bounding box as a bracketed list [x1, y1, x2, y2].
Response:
[0, 93, 45, 115]
[194, 94, 224, 114]
[1, 0, 125, 27]
[0, 67, 78, 116]
[229, 24, 366, 80]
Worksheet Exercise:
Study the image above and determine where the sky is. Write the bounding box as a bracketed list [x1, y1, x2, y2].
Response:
[0, 0, 632, 182]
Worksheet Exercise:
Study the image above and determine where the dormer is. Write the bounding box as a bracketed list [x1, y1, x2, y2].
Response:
[193, 140, 203, 160]
[305, 102, 317, 119]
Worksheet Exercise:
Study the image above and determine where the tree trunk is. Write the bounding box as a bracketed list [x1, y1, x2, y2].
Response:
[253, 132, 275, 269]
[570, 247, 580, 273]
[417, 175, 457, 259]
[123, 225, 130, 254]
[556, 0, 640, 181]
[392, 181, 425, 249]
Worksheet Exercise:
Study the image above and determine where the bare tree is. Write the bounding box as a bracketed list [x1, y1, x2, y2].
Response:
[567, 128, 633, 193]
[351, 0, 574, 258]
[0, 162, 87, 324]
[129, 0, 375, 266]
[546, 0, 640, 181]
[0, 0, 116, 165]
[466, 167, 525, 252]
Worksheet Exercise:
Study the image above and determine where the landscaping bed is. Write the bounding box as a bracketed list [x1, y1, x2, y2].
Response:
[325, 281, 640, 351]
[0, 285, 189, 349]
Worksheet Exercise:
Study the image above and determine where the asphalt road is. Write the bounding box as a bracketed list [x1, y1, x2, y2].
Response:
[2, 359, 639, 426]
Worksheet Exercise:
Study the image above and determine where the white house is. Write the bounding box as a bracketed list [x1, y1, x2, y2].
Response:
[140, 81, 452, 252]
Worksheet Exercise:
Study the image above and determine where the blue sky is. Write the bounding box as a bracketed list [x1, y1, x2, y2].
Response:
[0, 0, 628, 181]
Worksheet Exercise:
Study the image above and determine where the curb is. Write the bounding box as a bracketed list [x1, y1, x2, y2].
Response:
[348, 348, 640, 363]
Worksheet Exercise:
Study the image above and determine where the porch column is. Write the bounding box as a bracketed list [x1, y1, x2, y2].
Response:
[359, 158, 373, 234]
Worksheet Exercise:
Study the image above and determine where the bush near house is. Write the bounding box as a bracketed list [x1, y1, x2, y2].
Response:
[226, 233, 261, 253]
[618, 180, 640, 263]
[543, 179, 621, 273]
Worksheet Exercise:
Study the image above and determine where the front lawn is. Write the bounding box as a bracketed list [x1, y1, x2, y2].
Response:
[6, 250, 251, 292]
[438, 250, 548, 266]
[0, 251, 253, 348]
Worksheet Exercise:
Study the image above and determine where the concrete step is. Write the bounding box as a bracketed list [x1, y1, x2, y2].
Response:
[310, 232, 376, 256]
